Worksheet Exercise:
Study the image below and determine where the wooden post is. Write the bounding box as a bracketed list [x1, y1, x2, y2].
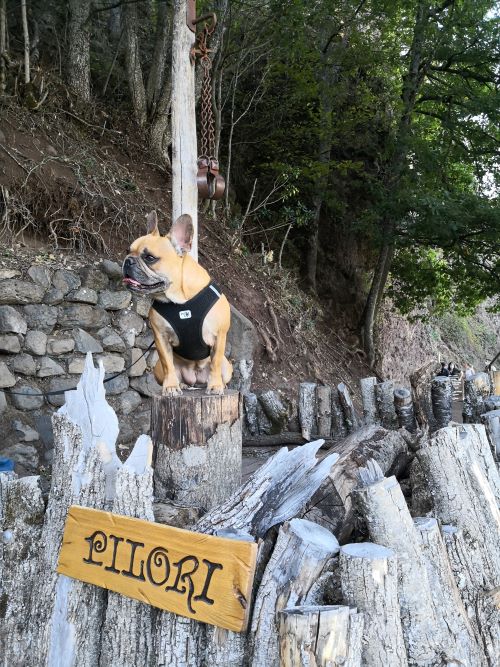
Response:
[482, 409, 500, 460]
[360, 376, 378, 425]
[171, 0, 198, 260]
[375, 380, 398, 429]
[151, 390, 242, 511]
[431, 376, 452, 429]
[394, 387, 416, 432]
[463, 372, 490, 423]
[299, 382, 317, 440]
[316, 385, 332, 437]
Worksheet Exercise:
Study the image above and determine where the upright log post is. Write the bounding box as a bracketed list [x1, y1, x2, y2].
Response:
[431, 376, 452, 429]
[172, 0, 198, 259]
[394, 387, 416, 432]
[360, 376, 378, 425]
[375, 380, 398, 429]
[151, 391, 242, 511]
[463, 372, 490, 423]
[482, 409, 500, 460]
[316, 385, 332, 437]
[299, 382, 317, 440]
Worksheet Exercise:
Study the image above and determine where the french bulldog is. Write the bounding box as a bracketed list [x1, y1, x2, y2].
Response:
[123, 211, 232, 396]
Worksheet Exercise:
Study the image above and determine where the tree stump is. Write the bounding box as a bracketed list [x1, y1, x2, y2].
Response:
[331, 387, 348, 438]
[360, 376, 378, 425]
[278, 605, 363, 667]
[431, 376, 452, 429]
[482, 409, 500, 461]
[394, 387, 416, 432]
[337, 383, 357, 433]
[299, 382, 317, 440]
[339, 543, 407, 667]
[151, 390, 242, 510]
[463, 372, 490, 423]
[259, 390, 289, 433]
[316, 385, 332, 437]
[375, 380, 398, 429]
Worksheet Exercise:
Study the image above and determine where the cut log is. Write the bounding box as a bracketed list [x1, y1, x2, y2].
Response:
[302, 426, 411, 541]
[278, 605, 363, 667]
[151, 390, 242, 510]
[482, 409, 500, 461]
[394, 387, 416, 432]
[458, 423, 500, 504]
[299, 382, 317, 440]
[339, 543, 408, 667]
[316, 385, 332, 437]
[360, 376, 378, 425]
[353, 468, 446, 665]
[0, 476, 45, 667]
[413, 517, 483, 666]
[100, 435, 156, 667]
[249, 519, 340, 667]
[463, 372, 490, 423]
[337, 383, 357, 433]
[408, 458, 433, 516]
[441, 525, 500, 665]
[331, 388, 347, 439]
[244, 392, 259, 436]
[416, 426, 500, 588]
[410, 361, 436, 430]
[431, 376, 452, 429]
[375, 380, 398, 430]
[259, 390, 289, 433]
[171, 0, 198, 259]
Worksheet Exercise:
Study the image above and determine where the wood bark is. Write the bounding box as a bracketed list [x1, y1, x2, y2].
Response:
[394, 387, 416, 432]
[375, 380, 398, 429]
[441, 525, 500, 665]
[413, 517, 484, 666]
[353, 469, 446, 665]
[259, 390, 288, 433]
[337, 383, 357, 433]
[459, 423, 500, 504]
[243, 392, 259, 435]
[316, 385, 332, 437]
[463, 372, 491, 423]
[482, 408, 500, 460]
[360, 377, 378, 425]
[431, 376, 452, 429]
[67, 0, 91, 102]
[151, 391, 242, 510]
[21, 0, 29, 84]
[171, 0, 198, 259]
[331, 387, 347, 439]
[123, 1, 147, 127]
[410, 360, 436, 430]
[100, 436, 156, 667]
[249, 519, 340, 667]
[303, 425, 411, 541]
[0, 475, 45, 667]
[279, 605, 363, 667]
[339, 543, 408, 666]
[0, 0, 6, 95]
[299, 382, 317, 440]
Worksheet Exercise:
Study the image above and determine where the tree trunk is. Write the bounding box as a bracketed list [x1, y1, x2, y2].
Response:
[0, 0, 6, 95]
[339, 543, 408, 666]
[151, 391, 242, 511]
[123, 1, 147, 126]
[279, 605, 363, 667]
[171, 0, 198, 259]
[67, 0, 91, 102]
[410, 360, 436, 430]
[413, 517, 484, 666]
[375, 380, 398, 429]
[360, 377, 378, 425]
[249, 519, 340, 667]
[21, 0, 29, 84]
[299, 382, 317, 440]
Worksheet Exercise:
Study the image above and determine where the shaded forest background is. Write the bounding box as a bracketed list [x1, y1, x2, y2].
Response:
[0, 0, 499, 370]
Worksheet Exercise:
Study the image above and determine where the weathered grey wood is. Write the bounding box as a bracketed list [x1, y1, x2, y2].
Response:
[316, 385, 332, 437]
[410, 361, 436, 430]
[360, 377, 378, 425]
[340, 543, 408, 667]
[100, 435, 156, 667]
[331, 388, 347, 438]
[375, 380, 398, 429]
[250, 519, 340, 667]
[151, 391, 242, 510]
[394, 387, 416, 432]
[431, 376, 452, 430]
[303, 426, 411, 541]
[171, 0, 198, 259]
[354, 469, 445, 665]
[442, 525, 500, 666]
[417, 426, 500, 589]
[0, 476, 45, 667]
[259, 390, 288, 433]
[278, 605, 363, 667]
[463, 372, 490, 423]
[337, 383, 357, 433]
[299, 382, 317, 440]
[244, 392, 260, 435]
[413, 517, 484, 666]
[482, 409, 500, 461]
[459, 423, 500, 504]
[408, 458, 433, 516]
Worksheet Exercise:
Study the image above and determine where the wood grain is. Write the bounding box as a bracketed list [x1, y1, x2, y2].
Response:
[57, 505, 257, 632]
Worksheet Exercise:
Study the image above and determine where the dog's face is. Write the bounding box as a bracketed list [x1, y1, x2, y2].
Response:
[123, 212, 194, 295]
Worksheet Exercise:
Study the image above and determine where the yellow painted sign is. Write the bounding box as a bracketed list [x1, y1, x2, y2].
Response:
[57, 505, 257, 632]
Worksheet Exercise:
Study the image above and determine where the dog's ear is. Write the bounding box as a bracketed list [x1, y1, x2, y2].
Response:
[146, 211, 160, 236]
[169, 214, 194, 255]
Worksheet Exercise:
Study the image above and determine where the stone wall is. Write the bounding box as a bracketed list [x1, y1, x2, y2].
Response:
[0, 261, 256, 478]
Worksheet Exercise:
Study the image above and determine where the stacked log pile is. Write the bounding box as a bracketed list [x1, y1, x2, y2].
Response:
[1, 357, 499, 666]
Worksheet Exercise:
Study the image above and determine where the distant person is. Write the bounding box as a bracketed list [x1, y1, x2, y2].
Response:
[464, 363, 475, 380]
[436, 362, 449, 377]
[448, 362, 462, 378]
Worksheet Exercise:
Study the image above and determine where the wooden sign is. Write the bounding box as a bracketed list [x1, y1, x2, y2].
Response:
[57, 505, 257, 632]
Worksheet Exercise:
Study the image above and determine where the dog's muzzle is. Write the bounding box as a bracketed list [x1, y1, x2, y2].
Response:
[122, 257, 168, 293]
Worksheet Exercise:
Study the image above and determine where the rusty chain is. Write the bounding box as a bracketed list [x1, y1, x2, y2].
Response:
[197, 21, 216, 157]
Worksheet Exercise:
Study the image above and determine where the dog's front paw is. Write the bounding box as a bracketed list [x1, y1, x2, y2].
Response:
[162, 385, 183, 397]
[207, 384, 225, 396]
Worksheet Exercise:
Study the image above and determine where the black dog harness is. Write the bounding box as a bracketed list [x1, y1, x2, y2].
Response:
[151, 283, 222, 361]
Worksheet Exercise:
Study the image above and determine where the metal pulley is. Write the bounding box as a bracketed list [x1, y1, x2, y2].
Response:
[189, 7, 225, 201]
